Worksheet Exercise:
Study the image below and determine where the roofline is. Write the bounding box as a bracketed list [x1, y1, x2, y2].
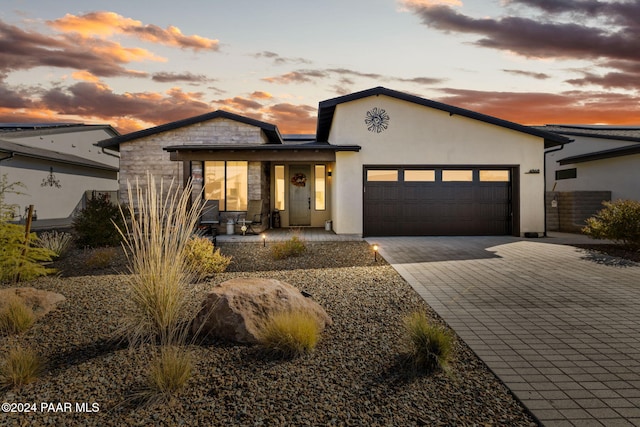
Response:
[558, 143, 640, 165]
[316, 86, 572, 148]
[163, 143, 361, 152]
[0, 140, 119, 171]
[542, 130, 640, 143]
[98, 110, 282, 148]
[0, 124, 119, 139]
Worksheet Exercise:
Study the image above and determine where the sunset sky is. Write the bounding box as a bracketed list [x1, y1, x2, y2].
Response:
[1, 0, 639, 135]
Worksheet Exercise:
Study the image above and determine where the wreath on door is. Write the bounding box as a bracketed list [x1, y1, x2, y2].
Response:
[291, 173, 307, 187]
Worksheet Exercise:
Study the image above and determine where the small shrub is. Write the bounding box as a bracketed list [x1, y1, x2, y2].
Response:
[37, 231, 74, 258]
[0, 222, 56, 283]
[404, 311, 454, 373]
[85, 247, 119, 269]
[582, 200, 640, 249]
[0, 297, 35, 335]
[184, 236, 232, 279]
[0, 346, 43, 389]
[141, 346, 192, 405]
[270, 235, 307, 260]
[257, 310, 320, 358]
[73, 193, 125, 248]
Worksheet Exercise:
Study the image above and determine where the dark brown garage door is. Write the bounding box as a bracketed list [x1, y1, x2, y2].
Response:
[363, 167, 513, 236]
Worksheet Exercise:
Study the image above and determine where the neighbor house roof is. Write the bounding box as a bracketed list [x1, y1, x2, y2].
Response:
[558, 143, 640, 165]
[0, 123, 119, 138]
[98, 110, 283, 149]
[316, 86, 572, 148]
[0, 139, 119, 171]
[536, 125, 640, 143]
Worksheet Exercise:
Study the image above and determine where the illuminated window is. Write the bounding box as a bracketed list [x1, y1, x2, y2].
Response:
[204, 161, 248, 211]
[275, 165, 285, 211]
[480, 170, 510, 182]
[405, 170, 435, 182]
[367, 170, 398, 182]
[315, 165, 326, 210]
[442, 170, 473, 182]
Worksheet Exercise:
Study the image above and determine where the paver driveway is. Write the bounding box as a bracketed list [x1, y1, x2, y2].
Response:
[367, 235, 640, 427]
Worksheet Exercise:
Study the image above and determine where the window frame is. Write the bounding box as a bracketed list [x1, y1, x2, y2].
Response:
[314, 164, 326, 211]
[203, 160, 248, 211]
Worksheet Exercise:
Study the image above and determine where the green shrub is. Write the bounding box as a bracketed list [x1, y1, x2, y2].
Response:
[0, 222, 56, 283]
[257, 310, 320, 358]
[185, 236, 232, 280]
[85, 247, 119, 269]
[0, 346, 43, 389]
[37, 231, 74, 258]
[73, 193, 125, 248]
[140, 346, 192, 405]
[404, 311, 454, 373]
[0, 297, 35, 335]
[582, 200, 640, 249]
[115, 174, 203, 347]
[270, 235, 307, 260]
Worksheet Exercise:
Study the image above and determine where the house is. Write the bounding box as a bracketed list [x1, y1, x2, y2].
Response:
[537, 125, 640, 232]
[0, 123, 120, 228]
[99, 87, 569, 237]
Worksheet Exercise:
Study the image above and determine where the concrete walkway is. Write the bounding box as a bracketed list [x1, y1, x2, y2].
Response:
[367, 234, 640, 427]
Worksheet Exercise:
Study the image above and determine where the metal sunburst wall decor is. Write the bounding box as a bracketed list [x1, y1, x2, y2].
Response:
[364, 107, 390, 133]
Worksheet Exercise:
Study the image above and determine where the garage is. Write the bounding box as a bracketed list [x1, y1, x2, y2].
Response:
[363, 166, 516, 236]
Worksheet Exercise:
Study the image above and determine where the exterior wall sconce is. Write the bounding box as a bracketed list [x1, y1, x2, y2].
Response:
[328, 171, 332, 177]
[41, 167, 62, 188]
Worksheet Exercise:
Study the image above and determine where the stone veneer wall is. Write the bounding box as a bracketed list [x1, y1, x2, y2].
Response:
[546, 191, 611, 233]
[118, 117, 269, 205]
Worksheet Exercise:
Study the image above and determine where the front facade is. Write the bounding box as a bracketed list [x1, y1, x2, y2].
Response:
[100, 87, 568, 237]
[0, 124, 120, 227]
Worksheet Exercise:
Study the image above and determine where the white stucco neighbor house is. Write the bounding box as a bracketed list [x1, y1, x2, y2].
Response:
[0, 123, 120, 228]
[535, 125, 640, 232]
[540, 125, 640, 201]
[99, 87, 569, 237]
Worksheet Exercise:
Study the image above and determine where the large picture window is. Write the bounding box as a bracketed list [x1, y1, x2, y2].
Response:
[204, 161, 248, 211]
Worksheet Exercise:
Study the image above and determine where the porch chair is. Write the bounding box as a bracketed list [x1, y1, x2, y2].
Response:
[237, 199, 265, 235]
[199, 200, 220, 243]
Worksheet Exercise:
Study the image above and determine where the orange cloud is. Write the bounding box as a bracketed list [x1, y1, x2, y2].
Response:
[250, 91, 273, 100]
[48, 11, 219, 51]
[48, 11, 141, 36]
[71, 70, 100, 83]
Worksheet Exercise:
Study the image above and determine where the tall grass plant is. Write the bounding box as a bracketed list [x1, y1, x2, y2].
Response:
[116, 174, 203, 347]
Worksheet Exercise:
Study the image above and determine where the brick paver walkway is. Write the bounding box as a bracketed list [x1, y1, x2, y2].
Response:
[368, 235, 640, 427]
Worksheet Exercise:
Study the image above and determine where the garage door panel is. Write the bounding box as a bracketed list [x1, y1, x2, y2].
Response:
[364, 166, 513, 236]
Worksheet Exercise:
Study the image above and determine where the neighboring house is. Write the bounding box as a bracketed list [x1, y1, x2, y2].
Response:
[537, 125, 640, 232]
[99, 87, 569, 237]
[0, 123, 120, 229]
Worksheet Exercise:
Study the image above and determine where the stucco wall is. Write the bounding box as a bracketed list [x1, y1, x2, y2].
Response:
[328, 95, 546, 236]
[2, 156, 117, 221]
[546, 135, 639, 201]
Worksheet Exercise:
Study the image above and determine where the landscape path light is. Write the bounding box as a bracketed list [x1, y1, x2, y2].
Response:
[262, 233, 266, 247]
[373, 244, 379, 262]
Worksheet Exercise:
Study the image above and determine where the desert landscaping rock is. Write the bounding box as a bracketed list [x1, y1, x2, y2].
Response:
[192, 277, 332, 343]
[0, 241, 537, 426]
[0, 287, 66, 320]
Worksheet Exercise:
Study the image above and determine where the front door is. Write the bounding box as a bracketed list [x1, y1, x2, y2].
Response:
[289, 164, 311, 226]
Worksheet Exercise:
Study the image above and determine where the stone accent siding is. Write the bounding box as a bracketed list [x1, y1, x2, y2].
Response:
[118, 117, 268, 204]
[546, 191, 611, 232]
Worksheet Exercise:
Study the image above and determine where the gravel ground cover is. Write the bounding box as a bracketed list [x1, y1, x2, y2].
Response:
[1, 241, 537, 426]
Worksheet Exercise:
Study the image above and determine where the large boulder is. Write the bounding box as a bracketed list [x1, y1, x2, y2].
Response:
[192, 278, 332, 344]
[0, 287, 66, 320]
